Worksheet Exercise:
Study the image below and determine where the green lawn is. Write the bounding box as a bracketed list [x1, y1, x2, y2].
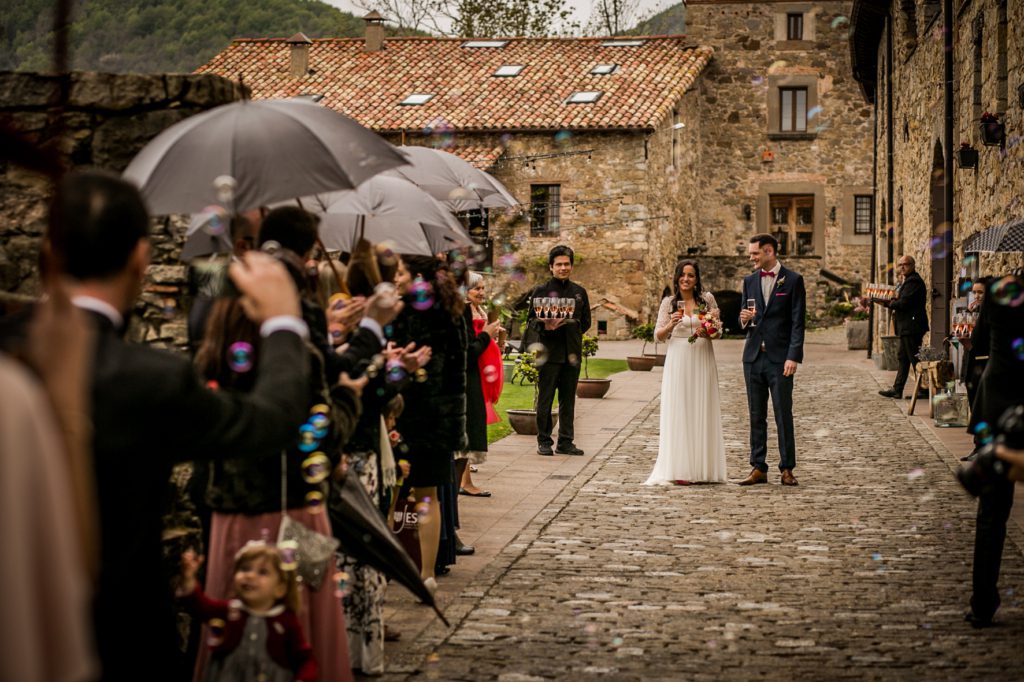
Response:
[485, 358, 628, 444]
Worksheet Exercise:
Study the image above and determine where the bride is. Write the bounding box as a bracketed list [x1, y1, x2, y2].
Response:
[644, 259, 727, 485]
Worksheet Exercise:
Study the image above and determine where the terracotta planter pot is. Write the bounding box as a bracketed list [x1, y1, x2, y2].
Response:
[506, 409, 557, 436]
[576, 378, 611, 399]
[626, 356, 656, 371]
[645, 353, 667, 367]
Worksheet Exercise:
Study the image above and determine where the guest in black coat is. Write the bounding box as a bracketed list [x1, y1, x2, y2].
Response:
[1, 171, 313, 682]
[965, 273, 1024, 628]
[874, 255, 929, 398]
[388, 255, 467, 586]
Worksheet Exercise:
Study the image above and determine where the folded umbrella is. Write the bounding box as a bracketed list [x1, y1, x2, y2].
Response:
[123, 98, 407, 215]
[329, 471, 449, 626]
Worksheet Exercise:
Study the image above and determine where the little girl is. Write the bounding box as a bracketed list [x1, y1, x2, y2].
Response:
[179, 542, 318, 682]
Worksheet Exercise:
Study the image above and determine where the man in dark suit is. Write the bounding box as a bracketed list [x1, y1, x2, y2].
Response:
[875, 255, 929, 398]
[8, 171, 331, 681]
[525, 245, 591, 456]
[738, 233, 806, 487]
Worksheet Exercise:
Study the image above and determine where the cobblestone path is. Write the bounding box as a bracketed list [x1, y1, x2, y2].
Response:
[399, 360, 1024, 680]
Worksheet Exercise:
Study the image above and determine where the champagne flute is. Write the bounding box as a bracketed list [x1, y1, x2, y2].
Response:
[746, 298, 757, 327]
[568, 298, 576, 318]
[533, 297, 543, 319]
[543, 298, 552, 319]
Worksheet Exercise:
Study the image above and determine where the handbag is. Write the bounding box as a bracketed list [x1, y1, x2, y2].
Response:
[277, 452, 339, 591]
[390, 482, 422, 567]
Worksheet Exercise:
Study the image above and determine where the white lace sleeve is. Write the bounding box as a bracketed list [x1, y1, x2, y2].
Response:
[703, 291, 719, 312]
[655, 297, 673, 342]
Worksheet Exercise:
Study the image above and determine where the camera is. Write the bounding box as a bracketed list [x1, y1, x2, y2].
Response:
[957, 405, 1024, 497]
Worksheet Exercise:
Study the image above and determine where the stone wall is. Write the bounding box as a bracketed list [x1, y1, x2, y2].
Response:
[0, 71, 245, 348]
[686, 0, 874, 306]
[866, 0, 1023, 350]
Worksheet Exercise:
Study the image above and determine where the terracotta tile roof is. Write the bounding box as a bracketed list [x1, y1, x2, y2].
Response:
[198, 36, 712, 132]
[435, 144, 505, 169]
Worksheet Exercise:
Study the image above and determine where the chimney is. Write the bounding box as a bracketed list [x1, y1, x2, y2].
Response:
[363, 11, 385, 52]
[286, 32, 312, 77]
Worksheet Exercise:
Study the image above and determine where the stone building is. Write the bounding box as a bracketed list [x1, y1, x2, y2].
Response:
[0, 71, 246, 347]
[682, 0, 875, 312]
[850, 0, 1023, 348]
[199, 31, 713, 323]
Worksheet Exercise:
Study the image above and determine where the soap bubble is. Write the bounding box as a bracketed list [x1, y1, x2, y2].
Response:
[528, 342, 549, 367]
[213, 175, 236, 204]
[386, 360, 407, 384]
[302, 453, 330, 484]
[974, 421, 993, 445]
[831, 16, 849, 29]
[297, 424, 320, 453]
[1012, 338, 1024, 361]
[227, 342, 254, 373]
[482, 365, 499, 383]
[410, 277, 435, 311]
[305, 490, 324, 513]
[990, 276, 1024, 307]
[278, 541, 299, 571]
[555, 130, 573, 146]
[207, 618, 226, 646]
[201, 205, 230, 236]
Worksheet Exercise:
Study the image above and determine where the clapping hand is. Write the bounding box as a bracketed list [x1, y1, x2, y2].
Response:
[229, 252, 301, 321]
[337, 371, 369, 397]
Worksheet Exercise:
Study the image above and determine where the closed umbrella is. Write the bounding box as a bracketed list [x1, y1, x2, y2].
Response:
[329, 471, 449, 626]
[123, 98, 407, 215]
[300, 176, 473, 256]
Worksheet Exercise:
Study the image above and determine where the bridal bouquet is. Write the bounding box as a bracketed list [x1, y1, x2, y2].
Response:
[688, 301, 722, 344]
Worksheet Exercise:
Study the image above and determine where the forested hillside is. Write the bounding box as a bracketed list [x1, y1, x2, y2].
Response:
[2, 0, 418, 74]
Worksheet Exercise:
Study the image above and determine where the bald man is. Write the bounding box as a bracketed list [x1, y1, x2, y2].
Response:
[874, 255, 929, 398]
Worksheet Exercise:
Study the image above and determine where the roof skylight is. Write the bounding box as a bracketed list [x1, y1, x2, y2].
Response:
[601, 39, 645, 47]
[494, 65, 525, 77]
[400, 93, 434, 105]
[590, 64, 618, 75]
[462, 40, 509, 48]
[567, 91, 603, 104]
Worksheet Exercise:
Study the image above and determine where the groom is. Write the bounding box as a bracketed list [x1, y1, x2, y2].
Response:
[738, 233, 806, 486]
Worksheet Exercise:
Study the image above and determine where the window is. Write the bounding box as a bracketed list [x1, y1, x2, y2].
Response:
[779, 87, 807, 132]
[567, 91, 602, 104]
[530, 184, 560, 234]
[400, 93, 433, 105]
[769, 195, 814, 255]
[462, 40, 508, 48]
[787, 13, 804, 40]
[590, 64, 618, 75]
[600, 39, 645, 47]
[597, 320, 608, 334]
[493, 65, 524, 77]
[854, 195, 873, 235]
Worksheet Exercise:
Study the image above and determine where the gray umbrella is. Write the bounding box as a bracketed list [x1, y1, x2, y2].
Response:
[297, 176, 473, 256]
[963, 216, 1024, 253]
[123, 98, 407, 215]
[388, 146, 517, 210]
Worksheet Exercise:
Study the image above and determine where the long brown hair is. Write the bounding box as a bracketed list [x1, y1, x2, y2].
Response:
[671, 259, 704, 310]
[194, 298, 260, 390]
[401, 254, 464, 319]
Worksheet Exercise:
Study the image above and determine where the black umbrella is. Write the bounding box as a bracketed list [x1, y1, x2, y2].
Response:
[329, 471, 449, 626]
[963, 216, 1024, 253]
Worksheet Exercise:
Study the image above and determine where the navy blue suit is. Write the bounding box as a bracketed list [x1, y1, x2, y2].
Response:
[741, 265, 806, 472]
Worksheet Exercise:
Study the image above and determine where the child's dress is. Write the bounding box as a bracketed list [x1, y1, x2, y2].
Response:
[181, 585, 317, 682]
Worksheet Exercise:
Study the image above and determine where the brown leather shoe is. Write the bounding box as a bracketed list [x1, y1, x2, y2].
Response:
[781, 469, 799, 486]
[738, 468, 768, 486]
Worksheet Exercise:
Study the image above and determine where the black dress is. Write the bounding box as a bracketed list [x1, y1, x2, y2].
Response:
[463, 306, 493, 454]
[389, 300, 468, 487]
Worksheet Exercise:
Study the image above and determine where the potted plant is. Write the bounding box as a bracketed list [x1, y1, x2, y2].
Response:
[843, 296, 871, 350]
[626, 322, 656, 371]
[956, 142, 979, 169]
[576, 334, 612, 399]
[505, 351, 558, 435]
[979, 112, 1005, 147]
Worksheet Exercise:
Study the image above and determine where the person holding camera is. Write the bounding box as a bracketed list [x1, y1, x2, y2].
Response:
[958, 273, 1024, 628]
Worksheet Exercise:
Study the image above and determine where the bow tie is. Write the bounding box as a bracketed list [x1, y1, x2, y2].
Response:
[760, 270, 776, 278]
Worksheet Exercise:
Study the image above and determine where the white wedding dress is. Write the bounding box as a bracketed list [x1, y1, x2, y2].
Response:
[644, 292, 727, 484]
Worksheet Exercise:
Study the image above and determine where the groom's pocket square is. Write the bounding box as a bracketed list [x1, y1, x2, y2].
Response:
[775, 292, 788, 297]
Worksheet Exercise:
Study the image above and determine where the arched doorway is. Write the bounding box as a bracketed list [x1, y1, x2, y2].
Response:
[929, 141, 951, 344]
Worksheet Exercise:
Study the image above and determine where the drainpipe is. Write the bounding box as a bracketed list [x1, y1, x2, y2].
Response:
[868, 80, 879, 359]
[942, 0, 955, 346]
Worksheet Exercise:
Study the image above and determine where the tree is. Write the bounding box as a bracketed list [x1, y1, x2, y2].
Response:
[588, 0, 640, 36]
[355, 0, 579, 37]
